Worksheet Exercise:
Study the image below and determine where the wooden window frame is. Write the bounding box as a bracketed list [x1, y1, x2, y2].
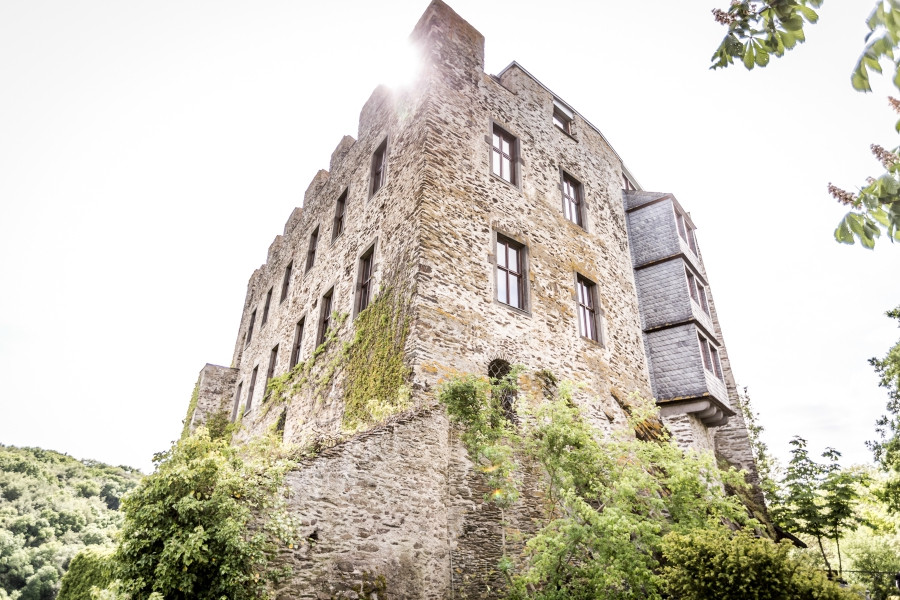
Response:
[246, 366, 258, 411]
[305, 226, 319, 272]
[266, 345, 279, 385]
[562, 171, 584, 228]
[552, 99, 574, 135]
[261, 287, 273, 327]
[290, 317, 305, 369]
[686, 267, 711, 315]
[495, 234, 526, 311]
[356, 244, 375, 316]
[332, 189, 347, 241]
[231, 382, 243, 422]
[280, 261, 293, 303]
[675, 208, 699, 255]
[245, 309, 256, 346]
[491, 123, 518, 185]
[317, 288, 334, 345]
[698, 333, 723, 380]
[370, 139, 388, 197]
[576, 274, 600, 343]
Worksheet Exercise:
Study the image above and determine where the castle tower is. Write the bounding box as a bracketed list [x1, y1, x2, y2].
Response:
[184, 2, 759, 595]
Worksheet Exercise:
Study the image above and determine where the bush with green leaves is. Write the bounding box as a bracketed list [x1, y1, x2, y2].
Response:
[0, 446, 141, 600]
[662, 529, 858, 600]
[103, 427, 297, 600]
[439, 373, 772, 600]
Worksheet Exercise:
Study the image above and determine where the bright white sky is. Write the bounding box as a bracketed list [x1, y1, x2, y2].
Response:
[1, 0, 897, 473]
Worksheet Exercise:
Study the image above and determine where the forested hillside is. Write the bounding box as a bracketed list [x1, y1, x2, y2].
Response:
[0, 445, 142, 600]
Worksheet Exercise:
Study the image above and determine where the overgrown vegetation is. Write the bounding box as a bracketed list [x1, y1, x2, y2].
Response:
[0, 446, 141, 600]
[260, 285, 412, 433]
[92, 428, 298, 600]
[341, 287, 411, 432]
[438, 370, 855, 599]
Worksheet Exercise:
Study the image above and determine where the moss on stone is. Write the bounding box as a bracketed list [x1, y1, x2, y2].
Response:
[341, 287, 411, 432]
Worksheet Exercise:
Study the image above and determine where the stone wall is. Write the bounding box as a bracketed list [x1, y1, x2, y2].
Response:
[273, 409, 544, 600]
[188, 363, 238, 430]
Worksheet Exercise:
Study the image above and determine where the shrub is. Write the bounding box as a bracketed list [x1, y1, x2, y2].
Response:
[661, 529, 858, 600]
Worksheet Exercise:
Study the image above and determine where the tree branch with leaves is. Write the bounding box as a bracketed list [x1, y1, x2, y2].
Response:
[712, 0, 900, 247]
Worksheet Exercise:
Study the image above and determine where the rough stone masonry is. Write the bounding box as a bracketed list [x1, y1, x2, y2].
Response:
[185, 1, 762, 597]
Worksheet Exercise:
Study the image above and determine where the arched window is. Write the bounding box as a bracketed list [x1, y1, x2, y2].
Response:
[488, 359, 516, 422]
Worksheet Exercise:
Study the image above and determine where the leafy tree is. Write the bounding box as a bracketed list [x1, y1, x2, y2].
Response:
[712, 0, 900, 247]
[772, 437, 867, 576]
[106, 428, 297, 600]
[0, 446, 141, 600]
[868, 306, 900, 509]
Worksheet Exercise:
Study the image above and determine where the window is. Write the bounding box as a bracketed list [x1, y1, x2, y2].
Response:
[698, 334, 723, 380]
[623, 173, 636, 191]
[245, 310, 256, 346]
[491, 124, 517, 184]
[266, 344, 279, 383]
[488, 359, 517, 422]
[576, 275, 599, 342]
[370, 139, 387, 196]
[675, 210, 699, 255]
[562, 172, 584, 227]
[496, 235, 525, 310]
[280, 261, 293, 303]
[685, 268, 710, 315]
[290, 318, 305, 369]
[356, 246, 374, 315]
[246, 366, 258, 411]
[552, 99, 574, 134]
[318, 288, 334, 345]
[305, 227, 319, 272]
[231, 382, 243, 422]
[333, 190, 347, 240]
[261, 287, 273, 327]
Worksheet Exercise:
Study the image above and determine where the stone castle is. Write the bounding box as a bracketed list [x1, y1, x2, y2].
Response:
[186, 1, 760, 596]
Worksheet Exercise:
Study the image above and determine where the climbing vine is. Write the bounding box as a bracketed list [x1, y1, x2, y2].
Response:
[341, 286, 411, 432]
[257, 284, 412, 434]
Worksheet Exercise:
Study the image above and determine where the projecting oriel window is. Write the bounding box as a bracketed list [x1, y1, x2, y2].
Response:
[290, 318, 305, 369]
[318, 288, 334, 345]
[306, 226, 319, 272]
[261, 287, 273, 327]
[332, 190, 347, 240]
[562, 171, 584, 227]
[496, 235, 525, 310]
[675, 210, 699, 255]
[698, 333, 724, 380]
[491, 124, 517, 184]
[280, 261, 293, 303]
[356, 246, 374, 315]
[685, 268, 710, 315]
[576, 275, 599, 342]
[370, 139, 388, 196]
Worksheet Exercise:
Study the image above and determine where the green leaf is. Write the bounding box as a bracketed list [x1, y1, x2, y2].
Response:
[781, 15, 805, 31]
[755, 43, 770, 67]
[743, 43, 756, 70]
[796, 5, 819, 23]
[835, 217, 855, 244]
[852, 66, 872, 92]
